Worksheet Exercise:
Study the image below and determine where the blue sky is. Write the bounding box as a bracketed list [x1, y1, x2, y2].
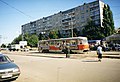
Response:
[0, 0, 120, 45]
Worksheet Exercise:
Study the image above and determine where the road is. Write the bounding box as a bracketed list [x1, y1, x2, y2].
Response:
[6, 54, 120, 82]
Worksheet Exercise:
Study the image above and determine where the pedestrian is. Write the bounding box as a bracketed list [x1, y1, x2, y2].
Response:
[65, 46, 68, 58]
[65, 44, 70, 58]
[97, 45, 102, 62]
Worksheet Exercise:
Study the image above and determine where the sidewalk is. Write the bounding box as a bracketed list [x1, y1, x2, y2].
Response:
[28, 51, 120, 59]
[1, 50, 120, 59]
[86, 51, 120, 59]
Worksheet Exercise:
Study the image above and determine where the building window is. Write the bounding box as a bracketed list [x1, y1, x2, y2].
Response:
[95, 20, 99, 24]
[80, 6, 84, 11]
[81, 21, 85, 24]
[86, 5, 89, 8]
[81, 15, 84, 19]
[86, 10, 88, 13]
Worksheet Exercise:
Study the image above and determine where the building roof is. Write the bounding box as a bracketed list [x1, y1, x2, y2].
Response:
[106, 34, 120, 42]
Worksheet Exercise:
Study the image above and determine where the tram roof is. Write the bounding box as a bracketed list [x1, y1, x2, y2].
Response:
[39, 37, 87, 42]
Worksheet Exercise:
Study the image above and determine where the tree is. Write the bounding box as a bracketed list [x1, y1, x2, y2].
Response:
[102, 4, 115, 37]
[11, 33, 39, 47]
[73, 28, 79, 37]
[49, 30, 59, 39]
[58, 30, 62, 38]
[1, 44, 6, 48]
[23, 33, 30, 41]
[82, 20, 104, 40]
[7, 43, 11, 48]
[82, 4, 115, 40]
[27, 34, 39, 47]
[11, 34, 22, 44]
[38, 33, 43, 40]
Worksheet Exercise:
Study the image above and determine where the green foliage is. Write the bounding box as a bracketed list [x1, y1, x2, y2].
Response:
[11, 33, 39, 47]
[1, 44, 6, 48]
[73, 28, 79, 37]
[38, 30, 62, 40]
[23, 33, 39, 47]
[82, 20, 104, 40]
[23, 33, 30, 41]
[102, 4, 115, 37]
[7, 43, 11, 48]
[82, 4, 115, 40]
[27, 34, 39, 47]
[49, 30, 59, 39]
[58, 30, 62, 38]
[11, 34, 22, 44]
[38, 32, 48, 40]
[38, 33, 42, 40]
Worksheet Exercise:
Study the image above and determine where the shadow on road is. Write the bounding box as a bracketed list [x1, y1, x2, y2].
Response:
[28, 55, 65, 59]
[30, 51, 84, 54]
[30, 51, 64, 54]
[82, 60, 99, 62]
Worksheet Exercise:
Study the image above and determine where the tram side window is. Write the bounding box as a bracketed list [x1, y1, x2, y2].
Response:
[55, 41, 58, 45]
[56, 42, 60, 47]
[82, 39, 87, 44]
[46, 42, 49, 46]
[70, 40, 77, 46]
[42, 41, 48, 46]
[57, 41, 62, 45]
[39, 41, 45, 47]
[62, 40, 66, 45]
[59, 41, 63, 45]
[41, 42, 45, 46]
[49, 41, 54, 45]
[78, 40, 82, 44]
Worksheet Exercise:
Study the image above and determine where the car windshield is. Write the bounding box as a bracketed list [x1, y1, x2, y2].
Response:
[0, 55, 11, 63]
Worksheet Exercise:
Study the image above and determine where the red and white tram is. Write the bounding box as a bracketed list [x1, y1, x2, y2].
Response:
[38, 37, 89, 53]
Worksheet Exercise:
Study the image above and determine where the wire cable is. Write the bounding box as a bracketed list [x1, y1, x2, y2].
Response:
[0, 0, 34, 19]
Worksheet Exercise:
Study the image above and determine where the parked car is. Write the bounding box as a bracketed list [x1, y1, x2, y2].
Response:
[105, 47, 111, 51]
[0, 54, 20, 82]
[8, 44, 20, 51]
[115, 44, 120, 51]
[20, 48, 29, 52]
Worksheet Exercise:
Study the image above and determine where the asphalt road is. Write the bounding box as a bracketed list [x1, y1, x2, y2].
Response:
[6, 54, 120, 82]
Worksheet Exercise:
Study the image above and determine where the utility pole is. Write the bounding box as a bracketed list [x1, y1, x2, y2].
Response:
[70, 15, 74, 37]
[71, 21, 73, 37]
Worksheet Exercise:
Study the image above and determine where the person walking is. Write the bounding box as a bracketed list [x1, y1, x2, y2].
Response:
[65, 46, 69, 58]
[65, 43, 70, 58]
[97, 45, 102, 62]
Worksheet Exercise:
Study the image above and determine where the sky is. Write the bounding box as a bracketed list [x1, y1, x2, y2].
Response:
[0, 0, 120, 45]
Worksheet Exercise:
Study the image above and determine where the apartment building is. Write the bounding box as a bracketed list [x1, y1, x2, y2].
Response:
[22, 0, 105, 37]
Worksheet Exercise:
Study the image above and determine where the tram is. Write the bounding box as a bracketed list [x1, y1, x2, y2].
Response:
[38, 37, 89, 53]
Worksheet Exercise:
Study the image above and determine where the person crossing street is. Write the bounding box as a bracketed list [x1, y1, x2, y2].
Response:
[97, 45, 103, 62]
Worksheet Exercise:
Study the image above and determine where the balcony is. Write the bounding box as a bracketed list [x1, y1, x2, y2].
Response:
[89, 3, 99, 8]
[90, 11, 100, 17]
[62, 17, 75, 23]
[90, 8, 99, 12]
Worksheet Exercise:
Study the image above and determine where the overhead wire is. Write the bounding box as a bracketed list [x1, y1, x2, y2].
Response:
[0, 0, 119, 25]
[0, 0, 34, 19]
